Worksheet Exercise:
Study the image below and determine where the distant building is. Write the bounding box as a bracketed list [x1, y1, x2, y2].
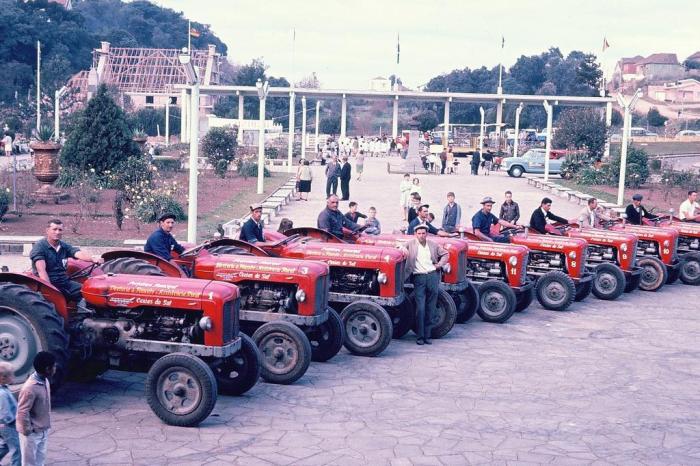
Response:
[48, 0, 72, 9]
[369, 76, 391, 92]
[612, 53, 685, 91]
[686, 51, 700, 64]
[647, 79, 700, 104]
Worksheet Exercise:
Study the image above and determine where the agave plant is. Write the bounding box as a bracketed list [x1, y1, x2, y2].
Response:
[33, 124, 55, 143]
[132, 128, 148, 139]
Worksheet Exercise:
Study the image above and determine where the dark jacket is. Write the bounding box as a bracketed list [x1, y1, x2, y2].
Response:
[240, 217, 265, 243]
[145, 227, 185, 261]
[625, 204, 658, 225]
[325, 162, 340, 179]
[318, 208, 360, 238]
[530, 208, 568, 234]
[345, 211, 367, 223]
[407, 206, 420, 223]
[339, 162, 351, 181]
[30, 239, 80, 287]
[442, 202, 461, 232]
[407, 218, 439, 235]
[499, 201, 520, 223]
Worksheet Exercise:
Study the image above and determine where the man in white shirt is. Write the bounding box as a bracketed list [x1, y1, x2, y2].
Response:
[578, 197, 611, 228]
[679, 190, 700, 222]
[2, 133, 12, 157]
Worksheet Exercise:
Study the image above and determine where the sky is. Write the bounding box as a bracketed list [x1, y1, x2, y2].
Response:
[154, 0, 699, 90]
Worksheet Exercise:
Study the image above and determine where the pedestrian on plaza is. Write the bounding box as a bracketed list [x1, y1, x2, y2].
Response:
[499, 191, 520, 224]
[428, 152, 439, 173]
[439, 147, 448, 174]
[295, 160, 312, 201]
[470, 150, 481, 175]
[441, 192, 462, 233]
[625, 194, 658, 225]
[407, 194, 422, 224]
[446, 148, 455, 174]
[144, 213, 186, 262]
[679, 190, 700, 222]
[410, 177, 422, 197]
[402, 225, 449, 345]
[325, 155, 340, 197]
[0, 362, 20, 466]
[339, 156, 352, 200]
[364, 207, 382, 235]
[482, 151, 493, 175]
[578, 197, 612, 228]
[345, 201, 367, 224]
[530, 197, 570, 235]
[400, 173, 413, 221]
[2, 132, 12, 157]
[240, 204, 266, 244]
[472, 197, 519, 243]
[390, 138, 397, 155]
[17, 351, 56, 466]
[355, 150, 365, 181]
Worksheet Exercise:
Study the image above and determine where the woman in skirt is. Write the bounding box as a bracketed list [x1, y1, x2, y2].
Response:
[296, 160, 312, 201]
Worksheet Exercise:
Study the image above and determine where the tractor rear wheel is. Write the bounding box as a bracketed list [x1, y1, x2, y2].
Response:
[680, 252, 700, 286]
[0, 283, 70, 392]
[306, 308, 345, 362]
[252, 321, 311, 385]
[340, 301, 393, 357]
[515, 286, 535, 312]
[145, 353, 217, 427]
[667, 263, 681, 284]
[476, 280, 516, 323]
[100, 257, 165, 276]
[428, 289, 457, 339]
[637, 257, 667, 292]
[209, 334, 261, 396]
[535, 271, 576, 311]
[574, 278, 593, 302]
[454, 282, 479, 323]
[591, 263, 625, 300]
[389, 300, 414, 339]
[207, 246, 253, 256]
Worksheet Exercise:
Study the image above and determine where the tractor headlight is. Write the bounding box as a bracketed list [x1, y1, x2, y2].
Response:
[295, 289, 306, 302]
[509, 256, 518, 266]
[620, 243, 628, 252]
[663, 239, 670, 247]
[568, 251, 577, 260]
[198, 316, 213, 331]
[377, 272, 388, 284]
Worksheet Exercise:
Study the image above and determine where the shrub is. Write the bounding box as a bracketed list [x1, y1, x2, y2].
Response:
[0, 188, 10, 221]
[134, 194, 186, 223]
[608, 146, 650, 188]
[55, 166, 85, 188]
[201, 127, 237, 178]
[661, 169, 697, 188]
[107, 156, 154, 195]
[576, 166, 611, 186]
[238, 159, 270, 179]
[265, 146, 279, 159]
[650, 158, 662, 171]
[152, 157, 181, 172]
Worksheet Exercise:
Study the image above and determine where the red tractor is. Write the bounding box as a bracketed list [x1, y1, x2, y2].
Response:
[99, 243, 340, 386]
[0, 266, 261, 427]
[651, 218, 700, 286]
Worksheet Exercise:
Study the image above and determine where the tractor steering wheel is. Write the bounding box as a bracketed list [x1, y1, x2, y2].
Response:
[69, 262, 100, 280]
[267, 234, 301, 248]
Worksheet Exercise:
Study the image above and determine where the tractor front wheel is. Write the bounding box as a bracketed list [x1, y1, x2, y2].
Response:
[476, 280, 516, 323]
[535, 271, 576, 311]
[636, 257, 667, 292]
[340, 301, 393, 357]
[591, 263, 625, 300]
[209, 334, 261, 396]
[454, 282, 479, 323]
[680, 252, 700, 286]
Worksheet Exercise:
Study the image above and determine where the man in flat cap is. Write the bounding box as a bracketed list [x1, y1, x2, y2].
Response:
[145, 213, 185, 261]
[401, 224, 449, 345]
[241, 203, 266, 244]
[472, 196, 519, 242]
[625, 194, 659, 225]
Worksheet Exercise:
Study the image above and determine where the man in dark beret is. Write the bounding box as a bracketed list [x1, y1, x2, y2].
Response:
[144, 213, 185, 261]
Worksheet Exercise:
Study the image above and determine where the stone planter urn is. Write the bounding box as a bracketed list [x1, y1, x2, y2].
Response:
[30, 140, 63, 202]
[133, 136, 148, 153]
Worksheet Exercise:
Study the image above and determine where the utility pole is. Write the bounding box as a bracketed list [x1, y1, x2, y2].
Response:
[616, 90, 641, 206]
[36, 41, 41, 131]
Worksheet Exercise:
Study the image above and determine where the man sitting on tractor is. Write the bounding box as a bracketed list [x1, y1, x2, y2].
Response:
[530, 197, 569, 235]
[577, 197, 612, 228]
[30, 218, 103, 301]
[240, 203, 266, 244]
[145, 213, 185, 261]
[679, 190, 700, 223]
[472, 197, 519, 243]
[625, 194, 659, 225]
[317, 194, 363, 238]
[408, 205, 457, 237]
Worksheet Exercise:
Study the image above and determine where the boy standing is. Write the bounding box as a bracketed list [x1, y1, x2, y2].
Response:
[364, 207, 382, 235]
[17, 351, 56, 466]
[0, 362, 20, 466]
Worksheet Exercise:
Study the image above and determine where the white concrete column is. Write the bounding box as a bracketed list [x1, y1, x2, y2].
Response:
[495, 99, 504, 150]
[513, 103, 523, 157]
[257, 94, 266, 194]
[340, 94, 347, 138]
[543, 100, 553, 182]
[479, 107, 485, 158]
[301, 96, 307, 160]
[443, 99, 450, 147]
[187, 84, 200, 242]
[392, 96, 399, 139]
[314, 100, 321, 151]
[287, 91, 295, 172]
[604, 101, 612, 159]
[618, 108, 631, 206]
[180, 89, 188, 143]
[237, 93, 244, 143]
[164, 99, 170, 147]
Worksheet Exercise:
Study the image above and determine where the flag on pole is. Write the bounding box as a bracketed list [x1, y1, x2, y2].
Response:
[190, 27, 201, 38]
[501, 35, 505, 49]
[396, 33, 400, 65]
[602, 36, 610, 52]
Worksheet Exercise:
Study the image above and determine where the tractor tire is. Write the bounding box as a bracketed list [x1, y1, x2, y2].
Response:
[429, 289, 457, 339]
[515, 286, 535, 312]
[340, 301, 393, 357]
[666, 263, 681, 284]
[145, 353, 217, 427]
[207, 246, 253, 256]
[680, 252, 700, 286]
[574, 278, 593, 302]
[509, 166, 523, 178]
[476, 280, 516, 323]
[535, 271, 576, 311]
[101, 257, 165, 276]
[454, 282, 479, 323]
[68, 358, 109, 383]
[624, 272, 642, 293]
[306, 308, 345, 362]
[591, 263, 626, 300]
[389, 300, 414, 339]
[210, 333, 261, 396]
[252, 321, 311, 385]
[636, 256, 667, 292]
[0, 283, 70, 392]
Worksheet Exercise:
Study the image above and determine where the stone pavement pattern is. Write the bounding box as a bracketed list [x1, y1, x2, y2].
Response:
[4, 158, 700, 464]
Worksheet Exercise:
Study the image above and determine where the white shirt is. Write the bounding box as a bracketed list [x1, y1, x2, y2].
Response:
[2, 135, 12, 153]
[679, 199, 700, 220]
[413, 242, 435, 274]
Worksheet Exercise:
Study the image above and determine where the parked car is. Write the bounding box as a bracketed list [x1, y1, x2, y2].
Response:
[676, 130, 700, 137]
[502, 148, 565, 178]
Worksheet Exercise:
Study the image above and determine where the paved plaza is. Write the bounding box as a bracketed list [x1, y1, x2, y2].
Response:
[3, 157, 700, 465]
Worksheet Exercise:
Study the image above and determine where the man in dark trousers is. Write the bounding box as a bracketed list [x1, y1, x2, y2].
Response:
[625, 194, 659, 225]
[30, 219, 104, 301]
[470, 150, 481, 175]
[325, 155, 340, 197]
[240, 203, 266, 243]
[339, 156, 352, 200]
[145, 213, 186, 261]
[402, 225, 449, 345]
[530, 197, 570, 235]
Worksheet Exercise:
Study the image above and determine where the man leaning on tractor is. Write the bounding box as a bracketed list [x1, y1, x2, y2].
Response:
[30, 219, 103, 301]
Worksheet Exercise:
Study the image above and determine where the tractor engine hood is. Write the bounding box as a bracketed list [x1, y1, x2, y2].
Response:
[612, 224, 679, 242]
[510, 234, 588, 254]
[283, 243, 406, 267]
[466, 241, 530, 262]
[566, 229, 637, 249]
[194, 254, 329, 282]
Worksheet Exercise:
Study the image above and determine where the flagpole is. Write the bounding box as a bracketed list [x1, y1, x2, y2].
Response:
[498, 35, 503, 94]
[188, 20, 192, 54]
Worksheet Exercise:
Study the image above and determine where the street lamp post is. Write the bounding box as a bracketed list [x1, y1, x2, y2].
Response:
[54, 86, 67, 142]
[256, 78, 270, 194]
[616, 90, 641, 206]
[478, 106, 485, 158]
[542, 100, 554, 182]
[179, 49, 200, 242]
[314, 100, 321, 154]
[513, 103, 523, 157]
[301, 96, 307, 160]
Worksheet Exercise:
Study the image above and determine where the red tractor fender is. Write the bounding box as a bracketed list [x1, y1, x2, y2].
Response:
[101, 250, 186, 278]
[211, 239, 271, 257]
[283, 227, 346, 243]
[0, 272, 69, 322]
